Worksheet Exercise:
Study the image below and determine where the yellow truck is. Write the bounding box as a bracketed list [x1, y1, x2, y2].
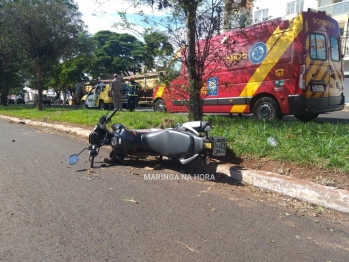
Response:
[123, 73, 160, 106]
[81, 81, 128, 109]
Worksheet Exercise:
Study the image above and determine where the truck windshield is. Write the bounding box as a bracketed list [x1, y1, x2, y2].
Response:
[169, 58, 182, 73]
[166, 58, 182, 79]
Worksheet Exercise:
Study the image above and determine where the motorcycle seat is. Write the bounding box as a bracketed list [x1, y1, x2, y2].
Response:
[141, 129, 203, 157]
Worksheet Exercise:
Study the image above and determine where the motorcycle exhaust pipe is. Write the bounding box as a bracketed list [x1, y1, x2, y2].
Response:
[179, 154, 198, 164]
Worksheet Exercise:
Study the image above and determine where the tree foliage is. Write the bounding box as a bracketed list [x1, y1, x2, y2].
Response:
[0, 0, 88, 109]
[90, 30, 148, 77]
[0, 1, 24, 105]
[143, 30, 174, 69]
[112, 0, 250, 120]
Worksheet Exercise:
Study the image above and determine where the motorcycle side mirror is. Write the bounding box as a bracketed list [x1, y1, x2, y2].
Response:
[69, 154, 79, 165]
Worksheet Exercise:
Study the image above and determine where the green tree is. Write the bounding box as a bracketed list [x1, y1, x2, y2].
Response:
[0, 1, 23, 105]
[143, 30, 174, 69]
[90, 30, 148, 77]
[47, 32, 95, 96]
[114, 0, 250, 120]
[1, 0, 87, 110]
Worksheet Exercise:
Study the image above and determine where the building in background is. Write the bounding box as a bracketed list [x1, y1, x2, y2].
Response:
[223, 0, 318, 31]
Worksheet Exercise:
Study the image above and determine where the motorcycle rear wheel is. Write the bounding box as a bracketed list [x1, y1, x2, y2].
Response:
[203, 154, 210, 165]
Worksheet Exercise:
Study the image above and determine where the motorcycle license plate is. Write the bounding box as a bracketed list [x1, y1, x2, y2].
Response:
[212, 137, 226, 156]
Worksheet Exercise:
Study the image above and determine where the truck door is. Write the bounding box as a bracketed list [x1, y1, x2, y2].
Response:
[328, 36, 343, 106]
[306, 33, 343, 108]
[307, 33, 329, 108]
[93, 85, 102, 106]
[85, 87, 95, 107]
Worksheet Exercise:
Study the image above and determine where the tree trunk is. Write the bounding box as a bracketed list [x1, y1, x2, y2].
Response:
[0, 86, 9, 106]
[0, 72, 11, 106]
[185, 0, 202, 121]
[36, 63, 44, 110]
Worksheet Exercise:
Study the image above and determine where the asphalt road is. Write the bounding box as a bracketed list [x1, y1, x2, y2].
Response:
[1, 120, 349, 261]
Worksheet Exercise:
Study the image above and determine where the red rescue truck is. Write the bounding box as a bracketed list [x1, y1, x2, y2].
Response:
[153, 9, 345, 121]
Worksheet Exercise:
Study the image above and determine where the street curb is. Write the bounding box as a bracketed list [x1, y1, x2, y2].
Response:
[215, 164, 349, 213]
[2, 114, 349, 214]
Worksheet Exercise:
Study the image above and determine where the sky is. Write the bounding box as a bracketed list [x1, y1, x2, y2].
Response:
[74, 0, 165, 35]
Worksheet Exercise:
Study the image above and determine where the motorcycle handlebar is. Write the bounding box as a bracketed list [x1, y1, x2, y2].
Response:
[106, 108, 118, 123]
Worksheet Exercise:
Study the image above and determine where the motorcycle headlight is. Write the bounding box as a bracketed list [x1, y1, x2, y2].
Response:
[89, 131, 100, 144]
[111, 136, 118, 146]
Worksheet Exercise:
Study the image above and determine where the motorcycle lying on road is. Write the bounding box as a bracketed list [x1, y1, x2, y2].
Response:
[68, 108, 227, 168]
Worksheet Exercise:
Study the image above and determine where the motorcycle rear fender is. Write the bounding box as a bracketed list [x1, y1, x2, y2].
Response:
[141, 129, 203, 157]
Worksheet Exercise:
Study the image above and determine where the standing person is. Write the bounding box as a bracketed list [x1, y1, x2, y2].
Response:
[158, 71, 165, 82]
[111, 73, 123, 110]
[127, 78, 140, 111]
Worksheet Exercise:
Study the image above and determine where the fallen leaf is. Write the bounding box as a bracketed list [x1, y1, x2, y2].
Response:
[123, 198, 139, 204]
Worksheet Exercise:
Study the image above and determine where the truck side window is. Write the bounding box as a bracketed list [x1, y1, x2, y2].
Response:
[310, 33, 327, 61]
[330, 36, 340, 61]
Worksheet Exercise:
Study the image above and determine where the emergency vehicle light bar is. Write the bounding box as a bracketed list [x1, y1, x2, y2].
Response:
[307, 8, 329, 17]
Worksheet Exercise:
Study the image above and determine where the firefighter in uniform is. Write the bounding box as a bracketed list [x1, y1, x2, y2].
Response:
[127, 78, 140, 111]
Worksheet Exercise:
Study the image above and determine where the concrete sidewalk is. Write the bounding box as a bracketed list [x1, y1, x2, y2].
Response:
[1, 114, 349, 214]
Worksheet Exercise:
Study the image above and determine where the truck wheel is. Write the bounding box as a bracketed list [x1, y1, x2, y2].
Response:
[99, 100, 105, 110]
[294, 113, 319, 122]
[253, 97, 282, 120]
[154, 99, 166, 112]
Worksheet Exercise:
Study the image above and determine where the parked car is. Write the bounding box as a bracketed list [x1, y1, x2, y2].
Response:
[81, 82, 128, 109]
[7, 98, 15, 104]
[34, 95, 52, 105]
[15, 97, 25, 104]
